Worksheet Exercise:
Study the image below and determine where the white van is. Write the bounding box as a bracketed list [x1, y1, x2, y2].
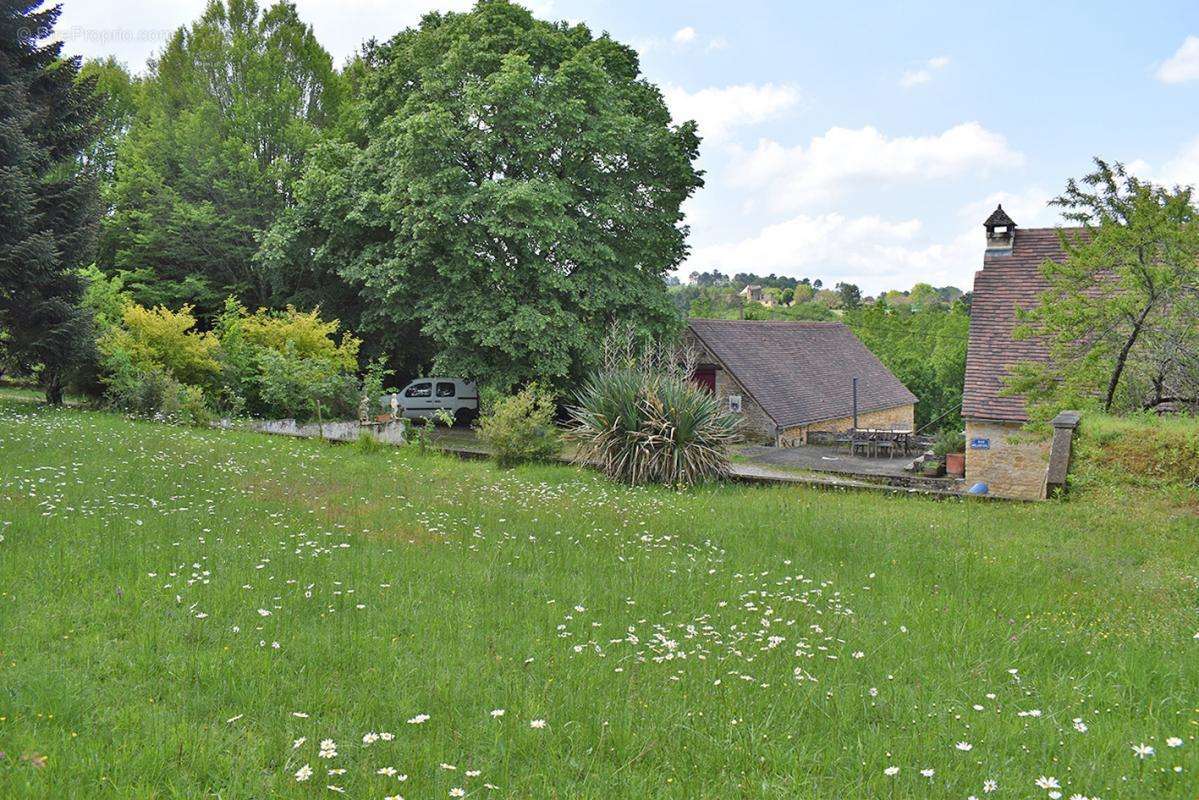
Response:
[382, 378, 479, 423]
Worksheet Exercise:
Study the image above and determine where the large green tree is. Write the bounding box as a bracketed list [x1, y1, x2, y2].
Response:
[262, 0, 702, 390]
[0, 1, 101, 403]
[845, 301, 970, 431]
[1008, 160, 1199, 418]
[100, 0, 343, 317]
[77, 56, 137, 190]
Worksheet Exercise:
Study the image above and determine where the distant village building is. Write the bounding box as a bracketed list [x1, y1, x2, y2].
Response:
[739, 284, 763, 302]
[686, 319, 916, 445]
[962, 206, 1081, 500]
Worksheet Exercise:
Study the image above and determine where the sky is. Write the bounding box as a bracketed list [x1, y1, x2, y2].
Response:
[54, 0, 1199, 294]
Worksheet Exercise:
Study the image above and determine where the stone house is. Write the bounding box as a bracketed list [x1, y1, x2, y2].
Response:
[686, 318, 916, 445]
[962, 205, 1081, 500]
[739, 284, 777, 307]
[739, 284, 763, 302]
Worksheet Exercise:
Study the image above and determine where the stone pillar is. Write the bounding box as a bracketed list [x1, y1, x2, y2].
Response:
[1045, 410, 1081, 496]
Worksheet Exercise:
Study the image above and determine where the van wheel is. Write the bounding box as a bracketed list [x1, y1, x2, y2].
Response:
[456, 408, 478, 426]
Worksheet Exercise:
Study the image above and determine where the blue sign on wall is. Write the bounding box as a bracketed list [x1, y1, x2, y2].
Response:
[970, 438, 991, 450]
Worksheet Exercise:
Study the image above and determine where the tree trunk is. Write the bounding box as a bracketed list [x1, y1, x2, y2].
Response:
[44, 371, 64, 406]
[1103, 304, 1154, 411]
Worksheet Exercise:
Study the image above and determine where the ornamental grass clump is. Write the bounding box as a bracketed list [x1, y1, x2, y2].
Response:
[568, 327, 741, 486]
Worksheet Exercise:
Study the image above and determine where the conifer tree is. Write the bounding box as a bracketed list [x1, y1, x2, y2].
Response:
[0, 1, 101, 403]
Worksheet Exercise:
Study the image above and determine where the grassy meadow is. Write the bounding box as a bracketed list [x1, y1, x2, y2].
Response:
[0, 396, 1196, 798]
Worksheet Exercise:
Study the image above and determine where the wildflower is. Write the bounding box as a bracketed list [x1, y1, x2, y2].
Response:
[384, 796, 404, 800]
[1072, 718, 1088, 733]
[868, 687, 878, 697]
[292, 737, 306, 749]
[1132, 743, 1154, 759]
[407, 713, 429, 724]
[225, 714, 242, 723]
[490, 709, 505, 718]
[450, 789, 465, 798]
[1068, 795, 1088, 800]
[884, 766, 899, 776]
[920, 768, 934, 778]
[852, 651, 864, 659]
[294, 764, 312, 782]
[292, 711, 308, 718]
[466, 769, 481, 777]
[983, 779, 998, 793]
[955, 741, 973, 751]
[327, 768, 346, 775]
[377, 767, 397, 777]
[1166, 736, 1183, 747]
[440, 763, 457, 771]
[362, 732, 379, 745]
[379, 731, 394, 741]
[327, 786, 344, 794]
[1036, 776, 1060, 789]
[257, 608, 271, 617]
[530, 719, 547, 729]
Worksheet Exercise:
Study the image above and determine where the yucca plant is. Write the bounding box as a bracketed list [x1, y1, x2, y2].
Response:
[568, 368, 740, 486]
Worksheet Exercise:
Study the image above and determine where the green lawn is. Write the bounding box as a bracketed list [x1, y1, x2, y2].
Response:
[0, 399, 1196, 799]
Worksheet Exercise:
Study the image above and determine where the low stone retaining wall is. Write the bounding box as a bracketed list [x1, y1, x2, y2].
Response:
[217, 418, 407, 444]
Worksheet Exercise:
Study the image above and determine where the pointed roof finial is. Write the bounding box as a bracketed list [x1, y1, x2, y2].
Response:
[984, 204, 1016, 229]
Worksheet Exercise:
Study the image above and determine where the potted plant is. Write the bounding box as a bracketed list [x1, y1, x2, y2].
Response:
[922, 458, 945, 477]
[933, 430, 967, 477]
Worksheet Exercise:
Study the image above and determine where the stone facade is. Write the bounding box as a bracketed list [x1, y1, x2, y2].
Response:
[712, 360, 777, 444]
[963, 418, 1051, 500]
[779, 404, 915, 446]
[688, 334, 775, 443]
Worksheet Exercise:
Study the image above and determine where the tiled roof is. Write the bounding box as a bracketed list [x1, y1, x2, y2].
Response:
[962, 227, 1079, 422]
[687, 319, 917, 429]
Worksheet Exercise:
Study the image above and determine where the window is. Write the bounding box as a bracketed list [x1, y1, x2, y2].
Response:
[404, 382, 432, 398]
[728, 395, 742, 414]
[436, 382, 456, 398]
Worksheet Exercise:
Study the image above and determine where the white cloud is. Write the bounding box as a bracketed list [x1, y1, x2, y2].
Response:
[685, 186, 1061, 292]
[728, 122, 1024, 212]
[958, 187, 1057, 229]
[1155, 35, 1199, 84]
[672, 26, 697, 45]
[1123, 137, 1199, 190]
[707, 36, 729, 52]
[689, 213, 924, 285]
[900, 55, 950, 88]
[1159, 137, 1199, 188]
[663, 82, 800, 143]
[54, 0, 558, 70]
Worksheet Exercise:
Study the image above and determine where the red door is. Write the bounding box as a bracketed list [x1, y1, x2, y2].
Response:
[692, 367, 716, 394]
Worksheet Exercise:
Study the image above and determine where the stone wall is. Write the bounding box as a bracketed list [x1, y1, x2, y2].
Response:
[217, 418, 408, 445]
[779, 404, 915, 446]
[713, 360, 776, 444]
[964, 418, 1051, 500]
[687, 332, 777, 444]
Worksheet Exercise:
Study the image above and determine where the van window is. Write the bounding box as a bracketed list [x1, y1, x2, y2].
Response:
[436, 382, 456, 398]
[405, 382, 432, 398]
